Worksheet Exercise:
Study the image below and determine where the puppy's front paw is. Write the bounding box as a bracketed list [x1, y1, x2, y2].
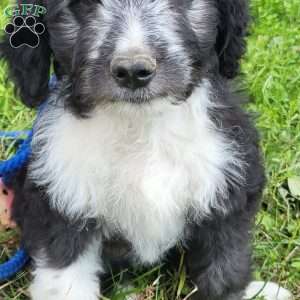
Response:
[30, 278, 100, 300]
[30, 240, 102, 300]
[30, 287, 99, 300]
[30, 266, 100, 300]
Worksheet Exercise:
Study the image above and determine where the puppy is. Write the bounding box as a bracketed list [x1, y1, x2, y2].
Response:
[0, 1, 289, 299]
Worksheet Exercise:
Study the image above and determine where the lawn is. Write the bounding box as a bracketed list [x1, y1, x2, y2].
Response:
[0, 0, 299, 299]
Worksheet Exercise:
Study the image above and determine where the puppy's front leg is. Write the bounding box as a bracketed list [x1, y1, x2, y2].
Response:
[30, 239, 102, 300]
[185, 209, 253, 300]
[11, 172, 103, 300]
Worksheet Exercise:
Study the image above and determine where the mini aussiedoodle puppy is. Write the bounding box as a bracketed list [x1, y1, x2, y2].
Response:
[0, 0, 292, 300]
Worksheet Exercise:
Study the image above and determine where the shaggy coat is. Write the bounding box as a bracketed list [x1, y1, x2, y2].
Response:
[1, 1, 266, 300]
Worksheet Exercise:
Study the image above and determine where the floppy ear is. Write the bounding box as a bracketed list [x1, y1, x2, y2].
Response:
[215, 0, 249, 79]
[0, 1, 51, 107]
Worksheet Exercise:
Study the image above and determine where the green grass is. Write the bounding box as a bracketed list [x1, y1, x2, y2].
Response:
[0, 0, 299, 299]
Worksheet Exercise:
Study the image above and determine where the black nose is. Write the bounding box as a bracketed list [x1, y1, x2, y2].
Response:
[111, 56, 156, 89]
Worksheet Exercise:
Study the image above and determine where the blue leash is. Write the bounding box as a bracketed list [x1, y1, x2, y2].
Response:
[0, 249, 29, 281]
[0, 76, 56, 281]
[0, 130, 30, 139]
[0, 129, 32, 281]
[0, 130, 33, 185]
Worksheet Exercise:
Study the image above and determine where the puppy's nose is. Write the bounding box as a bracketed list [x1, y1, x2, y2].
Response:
[111, 55, 156, 89]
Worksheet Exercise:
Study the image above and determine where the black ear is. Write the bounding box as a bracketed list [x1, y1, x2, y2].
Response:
[215, 0, 249, 79]
[0, 2, 51, 107]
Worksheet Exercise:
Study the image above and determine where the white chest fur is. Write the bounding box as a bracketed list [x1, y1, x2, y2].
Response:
[29, 83, 242, 263]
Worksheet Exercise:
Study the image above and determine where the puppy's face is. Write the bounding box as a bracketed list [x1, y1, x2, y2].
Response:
[47, 0, 218, 114]
[1, 0, 248, 111]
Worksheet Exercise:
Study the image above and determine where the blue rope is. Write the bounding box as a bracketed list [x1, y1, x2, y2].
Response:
[0, 130, 33, 185]
[0, 130, 32, 281]
[0, 249, 29, 281]
[0, 130, 30, 139]
[0, 76, 57, 281]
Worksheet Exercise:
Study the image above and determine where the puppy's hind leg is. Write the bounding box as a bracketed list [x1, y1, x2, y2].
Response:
[30, 239, 102, 300]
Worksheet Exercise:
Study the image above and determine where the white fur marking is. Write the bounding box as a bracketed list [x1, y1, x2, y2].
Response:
[87, 7, 111, 60]
[116, 11, 145, 53]
[30, 241, 102, 300]
[30, 80, 243, 264]
[188, 0, 213, 34]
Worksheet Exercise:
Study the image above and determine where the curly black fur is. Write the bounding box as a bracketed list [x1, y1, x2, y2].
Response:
[215, 0, 249, 78]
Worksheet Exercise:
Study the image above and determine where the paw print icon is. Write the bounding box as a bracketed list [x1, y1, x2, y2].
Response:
[4, 16, 45, 49]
